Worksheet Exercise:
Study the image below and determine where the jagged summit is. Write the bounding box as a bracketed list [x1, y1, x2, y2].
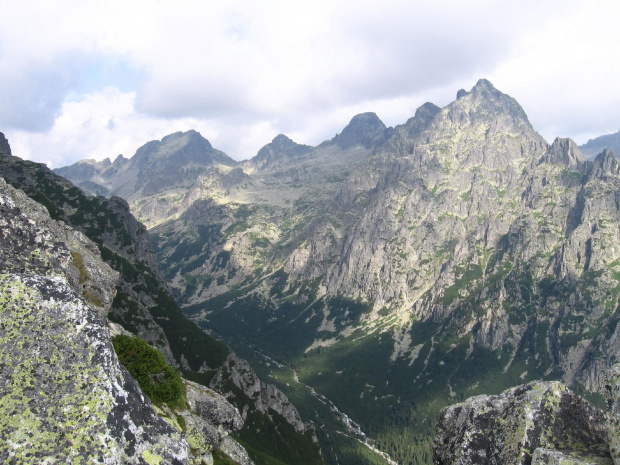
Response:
[331, 112, 388, 149]
[249, 134, 312, 171]
[159, 129, 213, 149]
[540, 137, 585, 168]
[54, 129, 236, 199]
[591, 148, 620, 178]
[0, 132, 11, 156]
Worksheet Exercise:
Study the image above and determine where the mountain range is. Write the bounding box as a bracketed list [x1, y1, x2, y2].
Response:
[44, 79, 620, 464]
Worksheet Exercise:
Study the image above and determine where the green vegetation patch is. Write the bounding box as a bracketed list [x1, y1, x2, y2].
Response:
[112, 334, 185, 408]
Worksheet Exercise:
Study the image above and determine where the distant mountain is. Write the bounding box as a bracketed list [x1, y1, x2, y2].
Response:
[244, 134, 312, 172]
[579, 129, 620, 159]
[55, 79, 620, 465]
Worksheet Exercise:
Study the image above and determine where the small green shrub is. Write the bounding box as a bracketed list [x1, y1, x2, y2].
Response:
[112, 334, 185, 408]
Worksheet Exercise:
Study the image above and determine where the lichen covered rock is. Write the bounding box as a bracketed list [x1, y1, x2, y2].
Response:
[0, 177, 118, 317]
[434, 381, 608, 465]
[0, 273, 188, 464]
[532, 447, 613, 465]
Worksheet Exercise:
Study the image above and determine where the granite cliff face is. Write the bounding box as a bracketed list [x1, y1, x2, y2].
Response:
[55, 79, 620, 465]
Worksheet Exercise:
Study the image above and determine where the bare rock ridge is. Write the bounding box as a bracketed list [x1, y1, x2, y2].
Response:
[433, 361, 620, 465]
[247, 134, 313, 171]
[54, 129, 236, 199]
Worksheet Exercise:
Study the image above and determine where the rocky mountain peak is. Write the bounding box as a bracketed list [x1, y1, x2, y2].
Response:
[249, 134, 312, 170]
[457, 78, 532, 127]
[160, 129, 213, 149]
[112, 154, 128, 167]
[456, 88, 468, 99]
[400, 102, 441, 138]
[332, 112, 388, 149]
[580, 130, 620, 159]
[540, 137, 585, 168]
[0, 132, 11, 156]
[127, 130, 236, 196]
[591, 148, 620, 178]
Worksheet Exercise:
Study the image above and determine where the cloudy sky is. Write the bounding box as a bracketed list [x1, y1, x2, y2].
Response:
[1, 0, 619, 168]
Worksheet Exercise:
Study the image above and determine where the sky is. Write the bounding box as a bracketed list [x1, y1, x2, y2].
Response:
[1, 0, 619, 168]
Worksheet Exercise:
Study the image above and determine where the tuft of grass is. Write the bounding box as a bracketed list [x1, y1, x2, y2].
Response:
[112, 334, 185, 409]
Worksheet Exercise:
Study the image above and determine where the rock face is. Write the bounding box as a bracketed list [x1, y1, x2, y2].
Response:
[175, 380, 252, 465]
[433, 381, 608, 465]
[0, 177, 118, 317]
[210, 354, 310, 434]
[0, 178, 188, 464]
[247, 134, 313, 172]
[328, 112, 390, 149]
[434, 361, 620, 465]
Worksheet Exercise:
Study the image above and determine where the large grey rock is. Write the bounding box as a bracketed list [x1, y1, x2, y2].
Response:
[0, 273, 189, 464]
[433, 381, 608, 465]
[219, 435, 256, 465]
[0, 176, 119, 317]
[185, 379, 244, 433]
[532, 448, 612, 465]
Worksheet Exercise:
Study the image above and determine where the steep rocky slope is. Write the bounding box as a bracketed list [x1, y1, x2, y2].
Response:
[56, 79, 620, 465]
[0, 140, 323, 465]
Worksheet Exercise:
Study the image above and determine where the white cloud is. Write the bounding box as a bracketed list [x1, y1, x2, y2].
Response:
[1, 0, 619, 165]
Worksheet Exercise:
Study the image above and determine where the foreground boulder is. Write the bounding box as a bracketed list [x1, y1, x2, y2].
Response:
[0, 273, 189, 464]
[433, 381, 609, 465]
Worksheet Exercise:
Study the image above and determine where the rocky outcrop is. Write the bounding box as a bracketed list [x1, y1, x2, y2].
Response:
[433, 381, 609, 465]
[0, 178, 189, 464]
[0, 273, 189, 464]
[164, 380, 253, 465]
[0, 177, 118, 317]
[210, 353, 311, 435]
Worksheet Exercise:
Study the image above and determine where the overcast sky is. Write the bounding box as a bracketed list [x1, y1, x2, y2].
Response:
[1, 0, 619, 168]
